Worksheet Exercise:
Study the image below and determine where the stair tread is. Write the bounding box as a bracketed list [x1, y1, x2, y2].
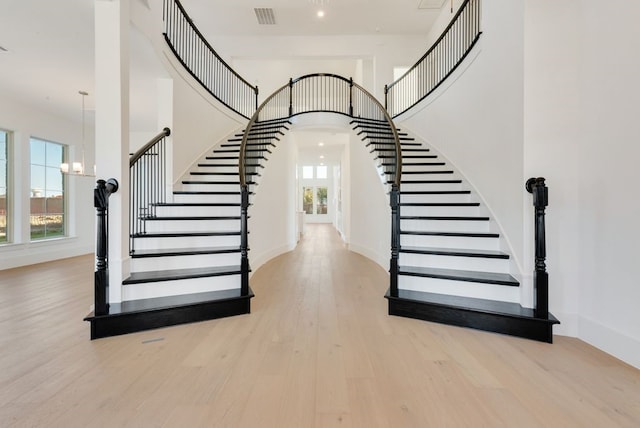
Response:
[400, 191, 470, 195]
[400, 180, 462, 184]
[401, 171, 454, 174]
[123, 265, 242, 285]
[399, 266, 519, 286]
[153, 202, 241, 207]
[400, 216, 489, 221]
[131, 246, 241, 258]
[400, 246, 509, 259]
[401, 230, 499, 238]
[131, 231, 240, 238]
[182, 180, 255, 185]
[142, 216, 240, 220]
[400, 202, 479, 206]
[388, 288, 557, 321]
[173, 191, 242, 195]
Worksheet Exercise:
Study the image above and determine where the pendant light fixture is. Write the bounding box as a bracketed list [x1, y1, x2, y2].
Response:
[61, 90, 95, 176]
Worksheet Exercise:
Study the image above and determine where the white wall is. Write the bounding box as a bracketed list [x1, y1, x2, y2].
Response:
[524, 0, 640, 368]
[397, 0, 526, 274]
[248, 133, 297, 272]
[131, 0, 246, 184]
[214, 34, 427, 100]
[347, 132, 390, 270]
[0, 94, 95, 270]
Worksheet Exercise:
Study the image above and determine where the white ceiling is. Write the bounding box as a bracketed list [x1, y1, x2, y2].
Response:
[0, 0, 443, 131]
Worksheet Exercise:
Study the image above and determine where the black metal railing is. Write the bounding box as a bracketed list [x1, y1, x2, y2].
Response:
[162, 0, 258, 119]
[129, 127, 171, 254]
[385, 0, 482, 118]
[238, 73, 402, 296]
[240, 73, 401, 187]
[526, 177, 549, 319]
[94, 178, 119, 316]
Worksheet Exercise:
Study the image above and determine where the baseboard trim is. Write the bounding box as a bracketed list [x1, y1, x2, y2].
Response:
[579, 315, 640, 369]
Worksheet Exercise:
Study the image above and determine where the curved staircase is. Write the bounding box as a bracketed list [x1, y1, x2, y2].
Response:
[85, 120, 290, 339]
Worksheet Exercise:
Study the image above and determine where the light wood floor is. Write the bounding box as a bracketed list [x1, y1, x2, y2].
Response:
[1, 224, 639, 427]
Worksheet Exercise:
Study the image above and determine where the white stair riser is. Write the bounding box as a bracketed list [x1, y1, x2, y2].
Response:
[400, 234, 499, 250]
[154, 205, 240, 217]
[130, 252, 240, 272]
[185, 174, 240, 183]
[398, 276, 519, 303]
[401, 205, 480, 217]
[400, 219, 489, 233]
[400, 193, 471, 203]
[400, 182, 462, 192]
[399, 253, 509, 272]
[400, 164, 447, 172]
[173, 194, 242, 204]
[194, 165, 240, 174]
[143, 219, 241, 233]
[131, 234, 241, 250]
[122, 275, 241, 301]
[181, 183, 246, 192]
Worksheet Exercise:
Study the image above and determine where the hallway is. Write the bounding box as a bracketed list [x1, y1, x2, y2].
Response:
[1, 224, 639, 427]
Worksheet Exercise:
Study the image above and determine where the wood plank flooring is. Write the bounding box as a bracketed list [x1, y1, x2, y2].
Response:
[1, 223, 639, 427]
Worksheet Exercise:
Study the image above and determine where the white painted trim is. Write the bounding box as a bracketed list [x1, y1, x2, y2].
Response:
[249, 242, 297, 276]
[578, 315, 640, 369]
[347, 242, 388, 272]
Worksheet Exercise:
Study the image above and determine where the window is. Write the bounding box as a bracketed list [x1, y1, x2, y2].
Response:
[316, 165, 327, 179]
[303, 187, 314, 214]
[30, 138, 65, 240]
[302, 166, 314, 179]
[0, 130, 8, 243]
[316, 187, 327, 214]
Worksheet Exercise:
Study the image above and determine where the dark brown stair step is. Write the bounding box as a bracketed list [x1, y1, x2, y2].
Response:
[399, 246, 509, 259]
[398, 266, 519, 286]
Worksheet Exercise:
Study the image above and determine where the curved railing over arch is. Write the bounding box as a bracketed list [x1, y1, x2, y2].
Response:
[163, 0, 258, 119]
[239, 73, 401, 188]
[236, 73, 403, 296]
[385, 0, 482, 118]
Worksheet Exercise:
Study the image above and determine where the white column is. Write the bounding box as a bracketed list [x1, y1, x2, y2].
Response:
[95, 0, 130, 303]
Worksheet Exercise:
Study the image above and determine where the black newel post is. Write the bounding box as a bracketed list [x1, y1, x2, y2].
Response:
[254, 85, 259, 111]
[94, 178, 119, 316]
[389, 184, 400, 298]
[240, 184, 250, 296]
[526, 177, 549, 319]
[349, 78, 354, 117]
[384, 84, 388, 111]
[288, 78, 294, 117]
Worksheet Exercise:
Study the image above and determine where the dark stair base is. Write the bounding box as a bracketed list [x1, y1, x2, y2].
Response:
[385, 288, 559, 343]
[84, 287, 254, 340]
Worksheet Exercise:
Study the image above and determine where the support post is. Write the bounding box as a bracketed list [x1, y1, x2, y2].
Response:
[389, 184, 400, 297]
[384, 84, 388, 111]
[240, 184, 250, 296]
[349, 78, 354, 117]
[94, 178, 119, 316]
[526, 177, 549, 319]
[288, 78, 294, 117]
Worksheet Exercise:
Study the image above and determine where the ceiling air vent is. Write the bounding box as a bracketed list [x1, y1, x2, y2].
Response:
[254, 8, 276, 25]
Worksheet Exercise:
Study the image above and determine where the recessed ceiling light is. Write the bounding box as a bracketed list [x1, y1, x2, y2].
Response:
[317, 10, 325, 18]
[320, 155, 325, 159]
[318, 142, 324, 146]
[320, 162, 324, 166]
